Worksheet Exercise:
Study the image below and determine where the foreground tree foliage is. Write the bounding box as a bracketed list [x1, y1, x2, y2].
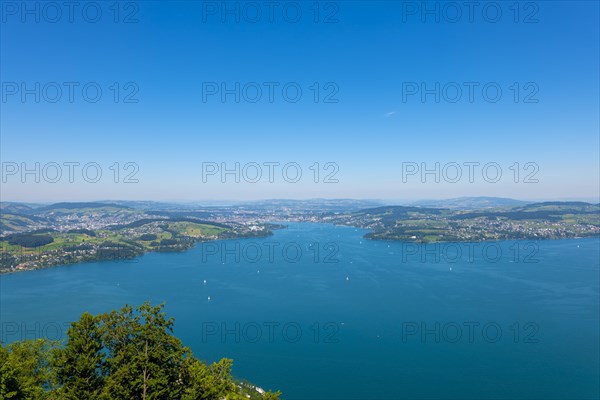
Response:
[0, 303, 281, 400]
[0, 339, 54, 399]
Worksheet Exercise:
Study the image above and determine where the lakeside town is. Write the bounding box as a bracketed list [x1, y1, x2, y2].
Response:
[322, 203, 600, 242]
[1, 199, 599, 272]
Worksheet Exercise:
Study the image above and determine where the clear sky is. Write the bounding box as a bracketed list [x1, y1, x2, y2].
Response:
[1, 1, 598, 202]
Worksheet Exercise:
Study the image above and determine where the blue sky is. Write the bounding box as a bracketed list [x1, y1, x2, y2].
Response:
[1, 1, 598, 202]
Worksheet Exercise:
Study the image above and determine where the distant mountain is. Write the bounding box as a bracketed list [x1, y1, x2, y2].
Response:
[0, 202, 36, 214]
[410, 197, 530, 210]
[94, 199, 387, 212]
[36, 202, 133, 213]
[348, 205, 445, 225]
[0, 213, 47, 235]
[244, 199, 384, 212]
[514, 201, 600, 213]
[354, 205, 445, 216]
[97, 200, 189, 210]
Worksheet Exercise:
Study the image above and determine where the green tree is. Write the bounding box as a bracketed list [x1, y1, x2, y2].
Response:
[181, 358, 215, 400]
[53, 312, 104, 399]
[0, 343, 20, 399]
[99, 303, 189, 400]
[262, 390, 282, 400]
[0, 339, 55, 400]
[182, 357, 235, 400]
[207, 358, 234, 397]
[0, 304, 281, 400]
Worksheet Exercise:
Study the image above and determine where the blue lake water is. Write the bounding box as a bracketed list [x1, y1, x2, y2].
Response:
[1, 223, 599, 399]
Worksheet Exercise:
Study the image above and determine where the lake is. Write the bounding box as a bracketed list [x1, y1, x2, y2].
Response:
[1, 223, 599, 399]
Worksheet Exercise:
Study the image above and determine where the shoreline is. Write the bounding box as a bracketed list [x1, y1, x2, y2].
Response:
[2, 221, 599, 275]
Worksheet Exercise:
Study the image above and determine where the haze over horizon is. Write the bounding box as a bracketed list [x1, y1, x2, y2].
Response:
[2, 195, 599, 206]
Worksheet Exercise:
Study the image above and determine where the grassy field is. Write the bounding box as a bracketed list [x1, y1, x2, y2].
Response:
[1, 221, 229, 259]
